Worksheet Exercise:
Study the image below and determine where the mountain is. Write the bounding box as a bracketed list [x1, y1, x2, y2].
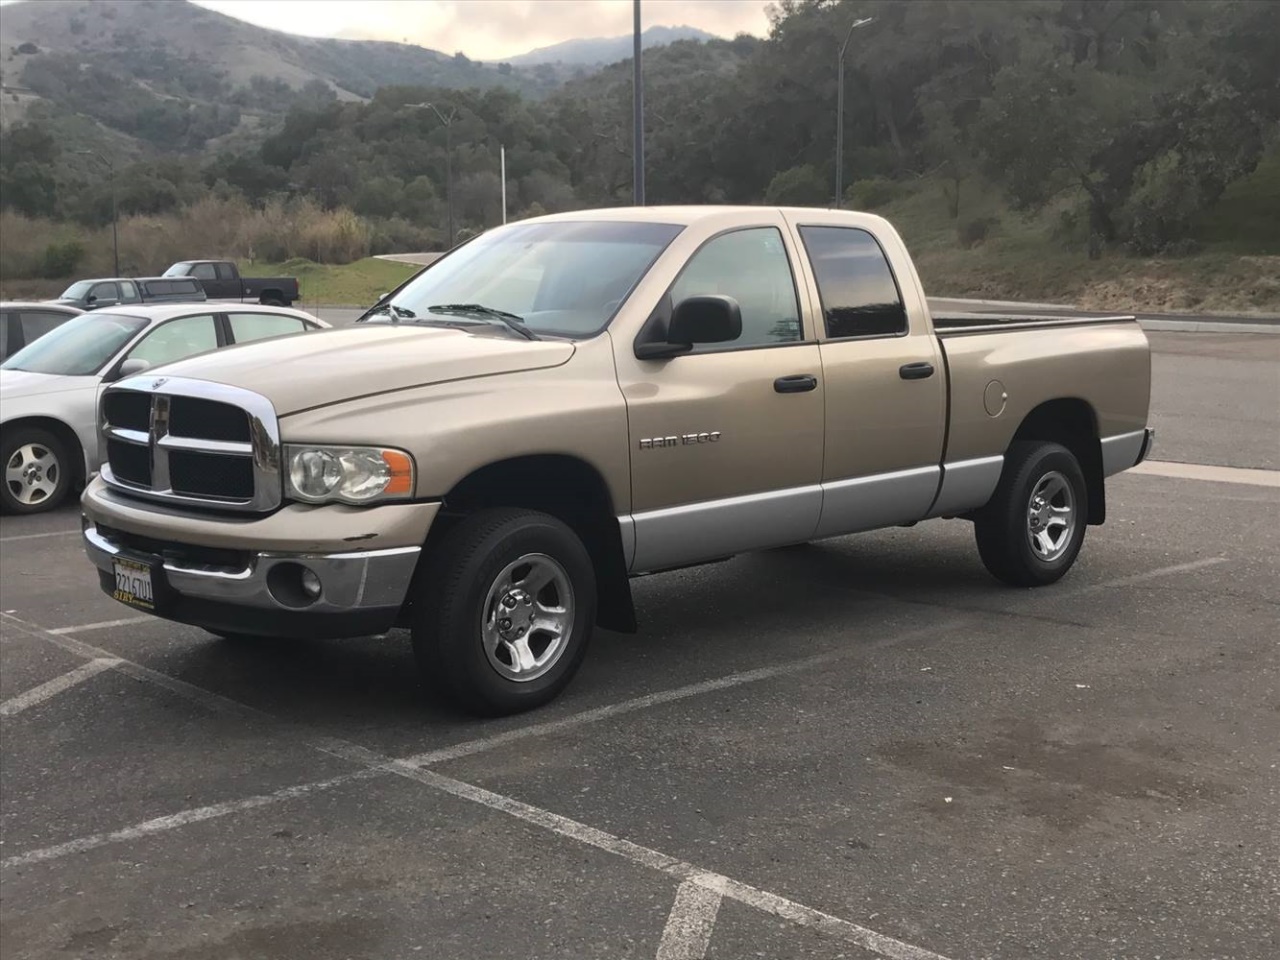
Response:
[505, 25, 717, 66]
[0, 0, 565, 155]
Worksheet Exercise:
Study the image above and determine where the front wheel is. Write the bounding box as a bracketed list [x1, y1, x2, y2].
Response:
[2, 428, 73, 515]
[410, 508, 596, 716]
[974, 441, 1088, 587]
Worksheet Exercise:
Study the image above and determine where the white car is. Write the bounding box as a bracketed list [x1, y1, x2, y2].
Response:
[1, 303, 327, 514]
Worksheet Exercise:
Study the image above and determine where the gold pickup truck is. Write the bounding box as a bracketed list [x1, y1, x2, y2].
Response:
[81, 207, 1153, 714]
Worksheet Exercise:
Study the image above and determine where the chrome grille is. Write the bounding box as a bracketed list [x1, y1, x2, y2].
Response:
[99, 377, 281, 512]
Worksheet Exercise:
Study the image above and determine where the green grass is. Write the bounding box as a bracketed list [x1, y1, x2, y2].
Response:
[236, 257, 420, 306]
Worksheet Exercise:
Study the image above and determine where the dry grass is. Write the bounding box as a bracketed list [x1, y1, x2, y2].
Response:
[0, 198, 380, 298]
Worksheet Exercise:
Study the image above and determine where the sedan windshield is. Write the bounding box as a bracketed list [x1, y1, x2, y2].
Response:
[1, 312, 147, 376]
[368, 220, 684, 338]
[58, 280, 94, 299]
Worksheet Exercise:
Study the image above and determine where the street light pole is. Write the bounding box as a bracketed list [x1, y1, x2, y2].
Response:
[409, 102, 457, 247]
[78, 150, 118, 273]
[834, 16, 873, 209]
[632, 0, 645, 205]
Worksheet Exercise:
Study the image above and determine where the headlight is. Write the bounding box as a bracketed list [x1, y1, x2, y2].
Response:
[284, 445, 415, 504]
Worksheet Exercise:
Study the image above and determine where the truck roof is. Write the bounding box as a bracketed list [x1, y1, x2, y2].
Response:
[524, 205, 890, 228]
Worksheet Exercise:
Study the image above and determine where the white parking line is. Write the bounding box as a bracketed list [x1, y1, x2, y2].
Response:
[1129, 460, 1280, 488]
[656, 877, 723, 960]
[0, 610, 960, 959]
[1066, 556, 1229, 594]
[48, 617, 155, 635]
[0, 529, 80, 543]
[0, 658, 121, 718]
[1, 768, 382, 868]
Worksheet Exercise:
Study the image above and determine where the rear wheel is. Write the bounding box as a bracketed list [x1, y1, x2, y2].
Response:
[410, 508, 596, 716]
[2, 428, 73, 515]
[974, 441, 1088, 587]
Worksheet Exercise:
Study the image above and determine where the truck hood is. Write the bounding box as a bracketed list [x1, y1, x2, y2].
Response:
[119, 324, 577, 415]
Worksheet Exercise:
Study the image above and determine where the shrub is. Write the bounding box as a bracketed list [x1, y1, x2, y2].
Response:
[764, 165, 828, 206]
[845, 177, 904, 210]
[957, 216, 999, 248]
[41, 238, 85, 278]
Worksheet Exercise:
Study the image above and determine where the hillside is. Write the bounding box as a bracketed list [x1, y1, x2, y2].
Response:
[0, 0, 563, 152]
[506, 25, 716, 66]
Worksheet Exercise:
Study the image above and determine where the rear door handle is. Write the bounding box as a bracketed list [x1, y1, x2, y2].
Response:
[774, 374, 818, 394]
[899, 362, 935, 380]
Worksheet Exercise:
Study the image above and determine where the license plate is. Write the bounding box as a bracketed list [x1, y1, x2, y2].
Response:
[112, 558, 155, 611]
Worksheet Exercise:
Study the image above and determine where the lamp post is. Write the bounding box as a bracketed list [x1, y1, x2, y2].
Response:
[632, 0, 645, 205]
[78, 149, 118, 274]
[409, 102, 457, 247]
[834, 16, 873, 208]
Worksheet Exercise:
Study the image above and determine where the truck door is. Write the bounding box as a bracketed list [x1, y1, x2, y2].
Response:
[189, 262, 226, 300]
[614, 223, 825, 572]
[784, 216, 947, 537]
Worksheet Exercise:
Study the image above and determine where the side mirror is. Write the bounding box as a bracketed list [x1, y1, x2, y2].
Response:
[635, 295, 742, 360]
[118, 358, 151, 378]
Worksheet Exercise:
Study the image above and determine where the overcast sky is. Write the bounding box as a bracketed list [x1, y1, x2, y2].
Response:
[192, 0, 773, 60]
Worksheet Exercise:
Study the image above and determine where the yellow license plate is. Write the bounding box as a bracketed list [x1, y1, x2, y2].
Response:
[112, 558, 155, 611]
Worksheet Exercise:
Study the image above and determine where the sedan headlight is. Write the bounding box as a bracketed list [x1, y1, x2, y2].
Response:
[284, 445, 415, 504]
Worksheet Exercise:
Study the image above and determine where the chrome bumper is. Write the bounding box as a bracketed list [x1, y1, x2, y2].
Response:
[84, 522, 419, 616]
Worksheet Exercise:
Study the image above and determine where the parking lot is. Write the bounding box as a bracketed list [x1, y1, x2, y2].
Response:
[2, 331, 1277, 960]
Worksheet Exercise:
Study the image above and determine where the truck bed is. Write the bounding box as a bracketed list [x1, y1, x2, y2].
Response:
[931, 312, 1138, 335]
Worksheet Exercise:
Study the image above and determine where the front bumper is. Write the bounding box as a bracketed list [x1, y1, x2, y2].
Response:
[84, 521, 421, 638]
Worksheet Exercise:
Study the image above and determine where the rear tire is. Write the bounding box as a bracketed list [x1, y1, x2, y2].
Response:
[974, 441, 1088, 587]
[2, 427, 73, 515]
[410, 508, 596, 716]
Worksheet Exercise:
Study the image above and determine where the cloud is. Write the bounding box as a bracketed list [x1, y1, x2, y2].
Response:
[194, 0, 770, 59]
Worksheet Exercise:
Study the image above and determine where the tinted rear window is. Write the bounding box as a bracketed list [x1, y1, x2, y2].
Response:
[798, 226, 907, 339]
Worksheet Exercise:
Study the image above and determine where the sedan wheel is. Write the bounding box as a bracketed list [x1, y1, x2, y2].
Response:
[2, 429, 72, 515]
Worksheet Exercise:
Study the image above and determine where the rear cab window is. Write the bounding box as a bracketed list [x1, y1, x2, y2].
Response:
[798, 226, 907, 339]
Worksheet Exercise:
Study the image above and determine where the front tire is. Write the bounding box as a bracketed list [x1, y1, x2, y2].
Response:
[974, 441, 1088, 587]
[411, 508, 596, 716]
[2, 428, 73, 515]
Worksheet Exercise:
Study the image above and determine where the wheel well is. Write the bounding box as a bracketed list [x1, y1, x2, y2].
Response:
[427, 455, 636, 633]
[1011, 399, 1105, 524]
[258, 289, 285, 304]
[3, 416, 87, 489]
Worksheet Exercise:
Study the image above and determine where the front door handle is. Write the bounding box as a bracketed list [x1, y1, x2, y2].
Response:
[899, 362, 935, 380]
[774, 374, 818, 394]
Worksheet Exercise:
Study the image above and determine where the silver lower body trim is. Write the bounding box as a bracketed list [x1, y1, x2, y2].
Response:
[925, 455, 1004, 518]
[1101, 429, 1151, 476]
[628, 485, 821, 573]
[84, 523, 420, 613]
[814, 465, 940, 539]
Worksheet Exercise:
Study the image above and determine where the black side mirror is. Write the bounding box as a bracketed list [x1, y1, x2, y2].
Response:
[635, 295, 742, 360]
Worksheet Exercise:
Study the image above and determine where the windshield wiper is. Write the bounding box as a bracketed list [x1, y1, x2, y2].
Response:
[363, 303, 417, 323]
[426, 304, 539, 340]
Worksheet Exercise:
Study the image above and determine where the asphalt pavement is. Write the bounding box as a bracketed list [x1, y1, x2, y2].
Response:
[1, 333, 1277, 960]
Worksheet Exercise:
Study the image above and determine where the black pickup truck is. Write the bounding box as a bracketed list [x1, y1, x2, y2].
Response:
[162, 260, 299, 306]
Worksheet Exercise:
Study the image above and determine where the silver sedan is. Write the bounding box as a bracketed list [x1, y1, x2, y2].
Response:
[1, 303, 327, 514]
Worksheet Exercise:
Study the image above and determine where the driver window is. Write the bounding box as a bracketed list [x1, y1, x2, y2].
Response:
[191, 263, 218, 281]
[669, 228, 802, 351]
[126, 315, 218, 366]
[91, 282, 120, 302]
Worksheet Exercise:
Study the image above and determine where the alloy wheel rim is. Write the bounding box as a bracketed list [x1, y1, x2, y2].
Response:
[5, 443, 61, 506]
[481, 553, 574, 683]
[1026, 470, 1075, 562]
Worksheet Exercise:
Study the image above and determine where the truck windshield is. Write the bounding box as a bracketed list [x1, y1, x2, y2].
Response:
[162, 263, 191, 277]
[370, 220, 684, 339]
[59, 281, 94, 299]
[1, 313, 147, 376]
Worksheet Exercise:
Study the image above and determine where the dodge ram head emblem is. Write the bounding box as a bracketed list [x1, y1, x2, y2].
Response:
[150, 377, 168, 389]
[639, 431, 721, 450]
